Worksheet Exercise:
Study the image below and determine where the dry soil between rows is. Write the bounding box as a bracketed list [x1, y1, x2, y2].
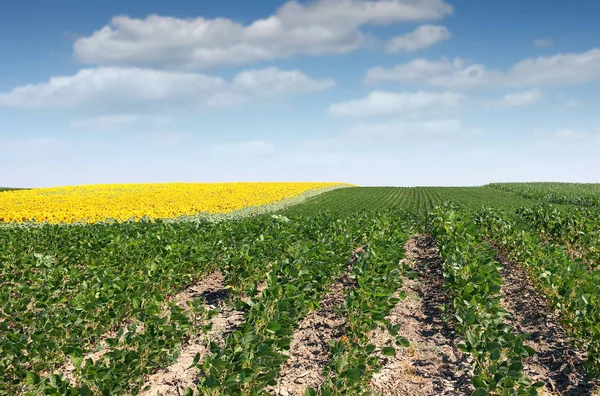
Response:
[495, 253, 599, 395]
[370, 235, 472, 395]
[267, 247, 362, 396]
[140, 271, 244, 396]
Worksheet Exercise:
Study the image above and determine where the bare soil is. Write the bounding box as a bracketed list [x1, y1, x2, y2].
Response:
[495, 254, 599, 395]
[267, 247, 362, 396]
[369, 235, 472, 396]
[140, 271, 245, 396]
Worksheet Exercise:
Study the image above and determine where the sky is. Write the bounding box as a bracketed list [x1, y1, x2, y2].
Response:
[1, 0, 599, 187]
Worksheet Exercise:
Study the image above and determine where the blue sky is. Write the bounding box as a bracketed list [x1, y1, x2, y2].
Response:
[1, 0, 599, 187]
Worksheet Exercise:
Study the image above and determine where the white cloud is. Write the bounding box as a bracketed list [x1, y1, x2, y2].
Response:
[73, 0, 453, 69]
[0, 68, 225, 110]
[364, 57, 465, 84]
[533, 38, 554, 48]
[327, 90, 464, 117]
[494, 89, 542, 108]
[0, 67, 333, 111]
[365, 48, 600, 89]
[385, 24, 450, 52]
[211, 140, 275, 156]
[232, 67, 335, 96]
[348, 118, 481, 140]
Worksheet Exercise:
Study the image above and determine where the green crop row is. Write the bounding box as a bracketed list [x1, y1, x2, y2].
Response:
[487, 182, 600, 207]
[2, 220, 220, 394]
[475, 208, 600, 377]
[279, 187, 537, 218]
[315, 211, 410, 394]
[515, 204, 600, 267]
[192, 214, 369, 395]
[0, 212, 364, 395]
[191, 209, 411, 395]
[428, 206, 541, 395]
[2, 208, 415, 395]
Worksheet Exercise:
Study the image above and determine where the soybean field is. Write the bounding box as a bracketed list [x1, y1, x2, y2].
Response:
[2, 182, 600, 396]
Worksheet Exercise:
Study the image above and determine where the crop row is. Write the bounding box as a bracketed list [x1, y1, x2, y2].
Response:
[487, 182, 600, 207]
[1, 212, 357, 394]
[193, 214, 370, 394]
[279, 187, 538, 218]
[515, 204, 600, 267]
[428, 206, 541, 395]
[1, 208, 414, 395]
[475, 208, 600, 376]
[315, 212, 409, 394]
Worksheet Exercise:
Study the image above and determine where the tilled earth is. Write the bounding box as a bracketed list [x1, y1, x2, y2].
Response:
[370, 235, 472, 395]
[496, 256, 599, 395]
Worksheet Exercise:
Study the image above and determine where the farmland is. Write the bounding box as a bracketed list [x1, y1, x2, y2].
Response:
[2, 183, 600, 395]
[0, 182, 348, 224]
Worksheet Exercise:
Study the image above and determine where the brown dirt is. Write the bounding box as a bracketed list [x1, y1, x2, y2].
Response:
[140, 271, 245, 395]
[495, 256, 599, 395]
[369, 235, 472, 396]
[267, 247, 362, 396]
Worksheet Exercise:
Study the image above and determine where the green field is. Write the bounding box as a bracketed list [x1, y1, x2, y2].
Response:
[2, 183, 600, 395]
[488, 182, 600, 207]
[280, 186, 540, 216]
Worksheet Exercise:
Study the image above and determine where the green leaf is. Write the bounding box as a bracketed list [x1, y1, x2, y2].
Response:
[472, 377, 486, 388]
[524, 345, 536, 357]
[490, 349, 501, 361]
[26, 372, 41, 386]
[343, 368, 362, 381]
[266, 321, 282, 333]
[382, 347, 396, 356]
[188, 352, 201, 369]
[471, 388, 487, 396]
[66, 347, 84, 369]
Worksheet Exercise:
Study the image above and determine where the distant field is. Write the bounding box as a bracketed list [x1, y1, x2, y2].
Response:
[488, 182, 600, 206]
[0, 182, 347, 224]
[280, 186, 540, 216]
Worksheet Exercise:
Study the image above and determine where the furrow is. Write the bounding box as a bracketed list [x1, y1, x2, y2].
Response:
[369, 235, 472, 396]
[267, 248, 362, 395]
[494, 253, 598, 394]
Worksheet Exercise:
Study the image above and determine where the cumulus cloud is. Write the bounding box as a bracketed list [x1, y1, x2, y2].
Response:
[73, 0, 453, 69]
[364, 57, 465, 84]
[0, 68, 225, 110]
[533, 38, 554, 48]
[0, 67, 334, 110]
[232, 67, 335, 96]
[385, 24, 450, 52]
[493, 89, 542, 108]
[364, 48, 600, 89]
[327, 90, 464, 117]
